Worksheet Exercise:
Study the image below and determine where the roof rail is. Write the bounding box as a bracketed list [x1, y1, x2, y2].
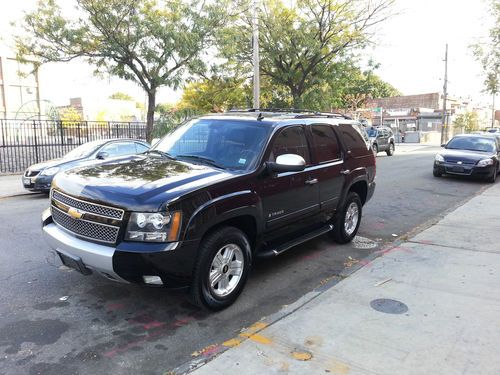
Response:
[228, 108, 316, 113]
[225, 108, 352, 120]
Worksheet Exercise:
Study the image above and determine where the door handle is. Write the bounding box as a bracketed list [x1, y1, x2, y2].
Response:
[305, 178, 318, 185]
[340, 169, 350, 175]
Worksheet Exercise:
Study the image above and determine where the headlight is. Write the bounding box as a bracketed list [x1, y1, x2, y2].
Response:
[41, 167, 60, 176]
[477, 159, 493, 167]
[125, 211, 182, 242]
[435, 154, 445, 162]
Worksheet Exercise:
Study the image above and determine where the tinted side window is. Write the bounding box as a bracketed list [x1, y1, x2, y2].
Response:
[101, 142, 137, 157]
[135, 143, 149, 153]
[269, 126, 311, 164]
[311, 124, 341, 162]
[353, 124, 370, 143]
[340, 124, 369, 154]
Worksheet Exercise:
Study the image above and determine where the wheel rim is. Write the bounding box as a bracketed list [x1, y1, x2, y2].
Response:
[209, 244, 244, 297]
[344, 202, 359, 236]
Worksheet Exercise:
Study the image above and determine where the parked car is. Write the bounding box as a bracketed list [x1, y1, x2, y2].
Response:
[42, 111, 376, 310]
[366, 126, 395, 156]
[23, 139, 150, 192]
[433, 134, 500, 183]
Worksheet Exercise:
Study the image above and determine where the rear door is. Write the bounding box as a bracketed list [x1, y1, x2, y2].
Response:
[307, 124, 345, 213]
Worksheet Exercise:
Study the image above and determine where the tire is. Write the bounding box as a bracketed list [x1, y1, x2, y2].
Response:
[331, 192, 362, 244]
[433, 168, 442, 177]
[372, 143, 378, 156]
[190, 226, 251, 311]
[487, 164, 497, 183]
[386, 143, 394, 156]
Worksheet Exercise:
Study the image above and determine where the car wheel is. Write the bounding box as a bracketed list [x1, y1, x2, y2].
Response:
[372, 144, 378, 156]
[386, 143, 394, 156]
[331, 192, 362, 244]
[487, 164, 497, 183]
[190, 226, 251, 311]
[433, 168, 442, 177]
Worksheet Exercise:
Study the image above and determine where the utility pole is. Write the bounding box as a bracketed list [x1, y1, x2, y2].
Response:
[252, 0, 260, 109]
[440, 44, 448, 144]
[492, 93, 496, 127]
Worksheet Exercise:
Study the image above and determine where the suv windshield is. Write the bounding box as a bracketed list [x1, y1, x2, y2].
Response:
[446, 136, 496, 153]
[153, 118, 271, 170]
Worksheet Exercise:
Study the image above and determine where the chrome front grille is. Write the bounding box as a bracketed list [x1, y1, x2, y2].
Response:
[51, 206, 120, 244]
[51, 190, 123, 244]
[52, 190, 124, 220]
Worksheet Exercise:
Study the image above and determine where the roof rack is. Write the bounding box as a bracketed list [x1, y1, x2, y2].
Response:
[226, 108, 352, 120]
[229, 108, 315, 113]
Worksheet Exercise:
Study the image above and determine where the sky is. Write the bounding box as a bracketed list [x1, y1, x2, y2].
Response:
[0, 0, 495, 110]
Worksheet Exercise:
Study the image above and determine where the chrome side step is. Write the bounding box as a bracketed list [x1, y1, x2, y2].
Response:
[257, 224, 334, 259]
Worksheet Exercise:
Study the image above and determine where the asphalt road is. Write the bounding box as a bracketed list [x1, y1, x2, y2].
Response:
[0, 145, 490, 375]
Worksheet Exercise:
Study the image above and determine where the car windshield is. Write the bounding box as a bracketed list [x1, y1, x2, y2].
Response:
[366, 128, 377, 137]
[446, 136, 496, 153]
[153, 118, 271, 170]
[63, 140, 105, 159]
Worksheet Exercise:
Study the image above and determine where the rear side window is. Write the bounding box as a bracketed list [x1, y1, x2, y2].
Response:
[340, 124, 369, 154]
[311, 124, 341, 162]
[269, 126, 311, 164]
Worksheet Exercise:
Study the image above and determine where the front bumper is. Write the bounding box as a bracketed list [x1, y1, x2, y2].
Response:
[42, 212, 199, 287]
[23, 174, 53, 192]
[434, 162, 495, 179]
[43, 222, 129, 283]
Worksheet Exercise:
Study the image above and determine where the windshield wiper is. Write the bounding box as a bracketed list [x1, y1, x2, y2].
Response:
[176, 154, 224, 169]
[144, 150, 176, 159]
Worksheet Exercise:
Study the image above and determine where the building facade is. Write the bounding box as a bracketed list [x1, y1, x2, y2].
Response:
[0, 56, 41, 120]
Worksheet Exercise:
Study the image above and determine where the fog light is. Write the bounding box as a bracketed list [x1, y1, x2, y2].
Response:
[143, 275, 163, 285]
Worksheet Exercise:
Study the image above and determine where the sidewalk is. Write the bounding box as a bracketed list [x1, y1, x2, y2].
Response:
[0, 174, 34, 198]
[189, 184, 500, 375]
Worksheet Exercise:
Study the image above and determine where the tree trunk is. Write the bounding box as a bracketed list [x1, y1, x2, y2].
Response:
[146, 89, 156, 143]
[291, 89, 303, 109]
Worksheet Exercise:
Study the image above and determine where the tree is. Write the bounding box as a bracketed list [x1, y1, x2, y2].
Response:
[178, 77, 252, 112]
[471, 0, 500, 125]
[340, 63, 400, 111]
[453, 112, 479, 134]
[109, 92, 134, 101]
[16, 0, 228, 141]
[220, 0, 395, 108]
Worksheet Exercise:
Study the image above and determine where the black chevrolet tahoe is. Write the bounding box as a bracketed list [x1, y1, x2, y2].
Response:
[42, 111, 376, 310]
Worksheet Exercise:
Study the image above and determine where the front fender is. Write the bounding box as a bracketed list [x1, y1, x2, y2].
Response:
[183, 190, 262, 241]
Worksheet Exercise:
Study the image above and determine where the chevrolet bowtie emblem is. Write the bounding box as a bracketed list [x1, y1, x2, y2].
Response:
[457, 161, 463, 165]
[67, 207, 84, 220]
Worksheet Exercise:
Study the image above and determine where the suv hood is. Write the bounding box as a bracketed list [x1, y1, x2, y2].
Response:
[52, 155, 235, 211]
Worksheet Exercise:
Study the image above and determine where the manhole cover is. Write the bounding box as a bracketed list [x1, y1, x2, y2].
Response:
[370, 298, 408, 314]
[352, 236, 378, 249]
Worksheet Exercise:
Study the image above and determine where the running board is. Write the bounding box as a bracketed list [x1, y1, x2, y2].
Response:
[257, 224, 334, 259]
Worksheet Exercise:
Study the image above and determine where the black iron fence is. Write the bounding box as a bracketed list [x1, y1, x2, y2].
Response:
[0, 119, 146, 173]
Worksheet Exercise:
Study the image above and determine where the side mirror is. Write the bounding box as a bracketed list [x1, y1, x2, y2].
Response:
[96, 151, 109, 160]
[441, 143, 446, 148]
[267, 154, 306, 173]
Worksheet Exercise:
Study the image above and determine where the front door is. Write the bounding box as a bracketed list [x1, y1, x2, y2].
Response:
[259, 126, 320, 233]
